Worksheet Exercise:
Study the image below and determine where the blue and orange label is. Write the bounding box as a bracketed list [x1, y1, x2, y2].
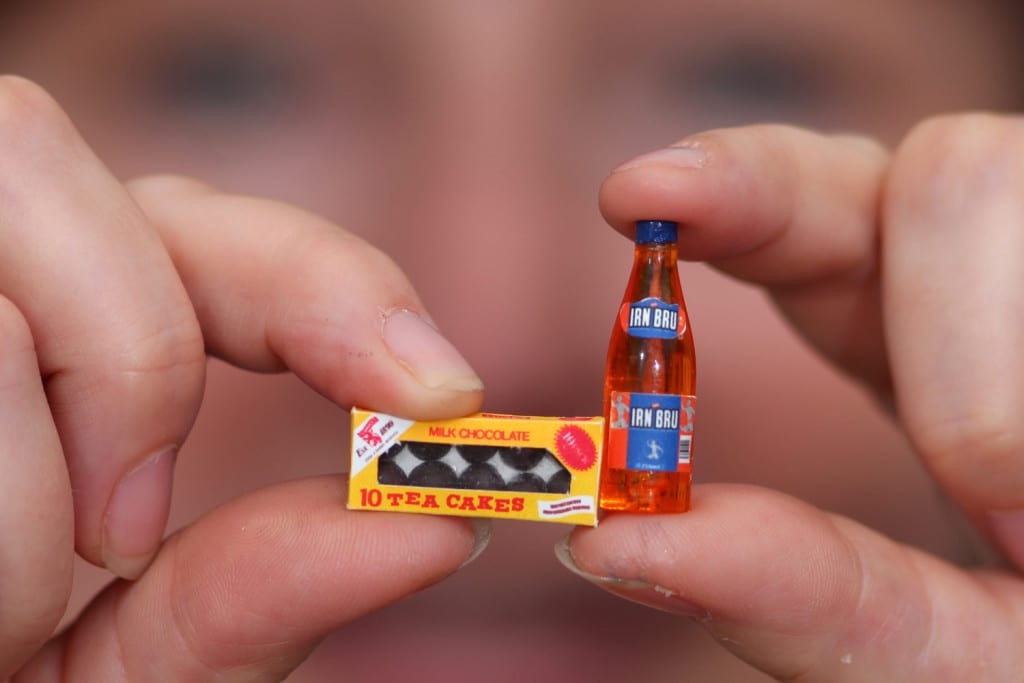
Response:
[619, 297, 685, 339]
[607, 392, 695, 472]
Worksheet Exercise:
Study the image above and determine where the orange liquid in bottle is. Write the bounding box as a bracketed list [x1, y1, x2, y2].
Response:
[599, 220, 696, 513]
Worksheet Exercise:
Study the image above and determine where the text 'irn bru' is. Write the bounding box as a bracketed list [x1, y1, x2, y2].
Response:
[600, 220, 696, 514]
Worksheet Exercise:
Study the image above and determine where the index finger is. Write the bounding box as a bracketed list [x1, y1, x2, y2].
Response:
[126, 175, 485, 419]
[599, 124, 891, 393]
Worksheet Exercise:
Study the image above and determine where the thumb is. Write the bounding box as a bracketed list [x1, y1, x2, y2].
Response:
[559, 484, 1024, 682]
[20, 476, 490, 682]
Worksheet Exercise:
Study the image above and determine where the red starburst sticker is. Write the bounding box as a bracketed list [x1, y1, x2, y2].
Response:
[554, 425, 597, 471]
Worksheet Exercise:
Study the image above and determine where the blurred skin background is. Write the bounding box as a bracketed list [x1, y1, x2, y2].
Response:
[0, 1, 1020, 680]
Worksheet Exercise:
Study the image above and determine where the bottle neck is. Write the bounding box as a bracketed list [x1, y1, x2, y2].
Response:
[633, 241, 679, 266]
[626, 241, 680, 302]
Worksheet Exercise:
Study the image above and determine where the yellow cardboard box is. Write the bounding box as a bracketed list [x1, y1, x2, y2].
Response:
[348, 409, 604, 526]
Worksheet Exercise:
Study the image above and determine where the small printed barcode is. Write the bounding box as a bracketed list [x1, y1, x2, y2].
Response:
[678, 436, 692, 464]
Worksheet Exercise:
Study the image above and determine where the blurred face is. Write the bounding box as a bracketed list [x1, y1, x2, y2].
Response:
[2, 1, 1017, 680]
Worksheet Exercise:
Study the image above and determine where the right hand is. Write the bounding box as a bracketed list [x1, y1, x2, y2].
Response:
[0, 75, 487, 681]
[566, 119, 1024, 681]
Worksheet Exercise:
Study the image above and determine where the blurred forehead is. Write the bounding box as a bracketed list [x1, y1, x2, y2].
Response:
[1, 0, 1013, 52]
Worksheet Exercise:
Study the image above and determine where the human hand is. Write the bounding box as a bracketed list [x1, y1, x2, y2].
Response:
[561, 118, 1024, 680]
[0, 76, 488, 681]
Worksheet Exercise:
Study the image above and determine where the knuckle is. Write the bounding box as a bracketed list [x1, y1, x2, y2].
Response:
[889, 113, 1024, 218]
[675, 124, 797, 164]
[116, 314, 205, 381]
[0, 298, 43, 401]
[915, 408, 1024, 507]
[0, 75, 74, 152]
[831, 132, 888, 166]
[685, 122, 835, 158]
[907, 112, 1024, 165]
[295, 222, 413, 294]
[0, 296, 35, 359]
[126, 174, 216, 204]
[0, 74, 55, 119]
[50, 314, 207, 431]
[50, 311, 207, 417]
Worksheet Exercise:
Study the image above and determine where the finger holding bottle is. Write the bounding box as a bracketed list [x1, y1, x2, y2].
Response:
[590, 118, 1024, 681]
[562, 484, 1024, 682]
[599, 124, 892, 393]
[598, 118, 1024, 567]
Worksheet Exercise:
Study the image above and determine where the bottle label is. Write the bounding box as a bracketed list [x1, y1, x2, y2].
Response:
[607, 392, 695, 472]
[620, 297, 684, 339]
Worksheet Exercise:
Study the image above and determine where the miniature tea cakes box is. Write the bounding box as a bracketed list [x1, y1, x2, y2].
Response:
[348, 409, 604, 526]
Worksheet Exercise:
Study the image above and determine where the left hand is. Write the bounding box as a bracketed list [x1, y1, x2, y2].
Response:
[561, 118, 1024, 681]
[0, 77, 487, 682]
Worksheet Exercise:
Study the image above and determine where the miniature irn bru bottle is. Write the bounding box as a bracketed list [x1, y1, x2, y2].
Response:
[600, 220, 696, 514]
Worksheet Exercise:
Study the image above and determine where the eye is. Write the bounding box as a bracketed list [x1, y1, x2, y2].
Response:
[145, 35, 299, 120]
[665, 44, 829, 124]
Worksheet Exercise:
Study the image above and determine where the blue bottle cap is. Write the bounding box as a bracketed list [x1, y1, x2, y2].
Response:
[635, 220, 678, 244]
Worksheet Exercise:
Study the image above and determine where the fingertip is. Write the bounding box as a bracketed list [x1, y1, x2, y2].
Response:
[460, 518, 493, 568]
[601, 125, 889, 291]
[0, 75, 78, 157]
[371, 281, 485, 423]
[599, 137, 715, 236]
[597, 129, 781, 263]
[126, 174, 218, 202]
[555, 532, 711, 618]
[598, 163, 703, 238]
[561, 485, 1015, 681]
[101, 447, 177, 580]
[563, 484, 868, 631]
[381, 309, 485, 394]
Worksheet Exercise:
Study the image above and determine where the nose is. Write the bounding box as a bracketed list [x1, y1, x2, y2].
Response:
[371, 6, 623, 414]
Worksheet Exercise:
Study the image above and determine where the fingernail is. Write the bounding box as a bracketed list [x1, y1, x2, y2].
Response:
[988, 509, 1024, 570]
[383, 309, 484, 392]
[554, 536, 708, 619]
[460, 518, 493, 568]
[613, 144, 707, 173]
[103, 447, 177, 579]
